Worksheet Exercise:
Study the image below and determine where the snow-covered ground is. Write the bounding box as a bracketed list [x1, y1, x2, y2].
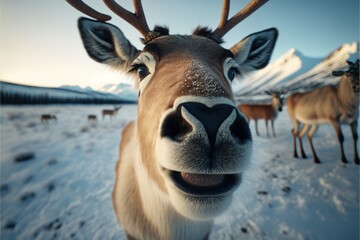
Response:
[1, 105, 359, 240]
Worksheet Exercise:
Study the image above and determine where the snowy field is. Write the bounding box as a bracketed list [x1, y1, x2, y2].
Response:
[1, 105, 359, 240]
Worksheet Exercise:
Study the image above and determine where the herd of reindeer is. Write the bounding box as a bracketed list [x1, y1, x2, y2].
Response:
[40, 105, 121, 124]
[40, 59, 359, 166]
[240, 59, 359, 165]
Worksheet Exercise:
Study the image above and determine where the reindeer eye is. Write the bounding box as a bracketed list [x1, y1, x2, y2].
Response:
[129, 63, 150, 81]
[137, 65, 149, 80]
[227, 68, 239, 81]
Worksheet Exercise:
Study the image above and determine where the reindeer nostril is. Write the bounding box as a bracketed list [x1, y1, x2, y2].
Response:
[181, 103, 234, 146]
[161, 110, 192, 141]
[161, 102, 251, 145]
[230, 112, 252, 143]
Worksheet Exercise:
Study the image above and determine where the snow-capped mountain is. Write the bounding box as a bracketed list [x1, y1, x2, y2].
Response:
[280, 42, 359, 93]
[60, 85, 95, 92]
[97, 83, 138, 101]
[60, 82, 138, 102]
[235, 42, 358, 102]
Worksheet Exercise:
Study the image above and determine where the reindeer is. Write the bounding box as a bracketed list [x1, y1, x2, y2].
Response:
[41, 114, 57, 123]
[66, 0, 278, 239]
[238, 90, 284, 137]
[102, 106, 121, 120]
[286, 60, 359, 164]
[87, 114, 97, 122]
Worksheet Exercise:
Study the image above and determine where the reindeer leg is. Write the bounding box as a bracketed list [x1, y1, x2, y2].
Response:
[298, 124, 309, 159]
[307, 124, 320, 164]
[255, 120, 260, 136]
[265, 119, 269, 137]
[291, 120, 300, 158]
[329, 119, 347, 164]
[271, 119, 276, 137]
[350, 121, 359, 165]
[292, 132, 298, 158]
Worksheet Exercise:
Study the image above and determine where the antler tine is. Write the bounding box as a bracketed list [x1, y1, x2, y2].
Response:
[66, 0, 111, 21]
[214, 0, 269, 38]
[103, 0, 150, 37]
[218, 0, 230, 29]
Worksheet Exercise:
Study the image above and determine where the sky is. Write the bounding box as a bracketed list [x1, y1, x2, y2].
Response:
[0, 0, 359, 89]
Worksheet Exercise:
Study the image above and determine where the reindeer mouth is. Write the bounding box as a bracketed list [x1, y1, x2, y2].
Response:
[169, 171, 241, 196]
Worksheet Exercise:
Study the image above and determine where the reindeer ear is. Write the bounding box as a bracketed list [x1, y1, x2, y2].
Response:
[78, 17, 140, 71]
[230, 28, 278, 74]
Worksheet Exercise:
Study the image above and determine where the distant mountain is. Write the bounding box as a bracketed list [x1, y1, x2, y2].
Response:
[280, 42, 359, 93]
[235, 42, 359, 102]
[60, 83, 138, 102]
[59, 85, 95, 92]
[97, 82, 138, 101]
[0, 81, 137, 105]
[233, 48, 322, 96]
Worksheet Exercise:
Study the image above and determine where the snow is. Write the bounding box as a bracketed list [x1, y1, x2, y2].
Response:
[96, 83, 138, 102]
[1, 104, 359, 240]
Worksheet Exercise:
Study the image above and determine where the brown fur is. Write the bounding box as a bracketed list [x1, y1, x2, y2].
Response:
[87, 114, 97, 122]
[286, 62, 359, 164]
[238, 93, 282, 137]
[102, 106, 121, 119]
[41, 114, 56, 123]
[239, 104, 276, 119]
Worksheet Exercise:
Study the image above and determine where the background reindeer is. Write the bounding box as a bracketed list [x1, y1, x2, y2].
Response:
[102, 106, 121, 120]
[66, 0, 278, 239]
[41, 114, 57, 123]
[238, 90, 284, 137]
[87, 114, 97, 122]
[286, 60, 359, 164]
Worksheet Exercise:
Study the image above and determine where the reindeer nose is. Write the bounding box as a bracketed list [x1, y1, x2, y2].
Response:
[161, 102, 250, 145]
[182, 103, 233, 145]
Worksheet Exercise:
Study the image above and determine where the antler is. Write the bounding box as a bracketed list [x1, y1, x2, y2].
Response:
[65, 0, 111, 21]
[66, 0, 150, 37]
[103, 0, 150, 37]
[214, 0, 269, 38]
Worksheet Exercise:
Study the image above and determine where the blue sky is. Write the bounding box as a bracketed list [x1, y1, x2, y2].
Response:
[0, 0, 359, 89]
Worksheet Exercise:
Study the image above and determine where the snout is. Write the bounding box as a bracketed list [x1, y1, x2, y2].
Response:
[161, 102, 251, 148]
[156, 97, 252, 197]
[155, 96, 252, 219]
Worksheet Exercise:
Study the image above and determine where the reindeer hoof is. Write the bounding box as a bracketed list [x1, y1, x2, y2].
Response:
[341, 158, 348, 164]
[314, 158, 321, 164]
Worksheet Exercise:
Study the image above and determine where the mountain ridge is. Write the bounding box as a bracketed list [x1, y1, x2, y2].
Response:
[235, 41, 358, 102]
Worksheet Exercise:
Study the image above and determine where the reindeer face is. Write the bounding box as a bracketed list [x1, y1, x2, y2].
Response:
[333, 60, 360, 93]
[133, 35, 253, 219]
[350, 60, 359, 93]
